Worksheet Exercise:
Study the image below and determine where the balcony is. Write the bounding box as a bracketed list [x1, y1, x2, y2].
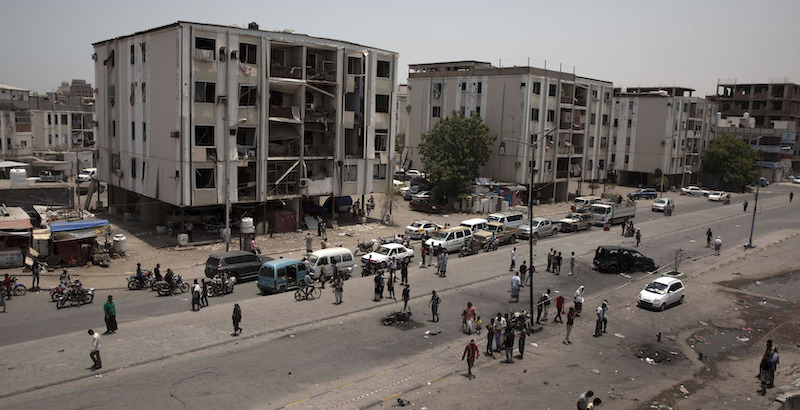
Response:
[304, 144, 334, 157]
[269, 105, 301, 123]
[237, 145, 258, 160]
[305, 108, 335, 124]
[269, 140, 301, 158]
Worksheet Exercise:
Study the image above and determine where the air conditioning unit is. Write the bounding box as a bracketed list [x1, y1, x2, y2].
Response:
[218, 95, 228, 104]
[170, 131, 180, 138]
[299, 178, 311, 188]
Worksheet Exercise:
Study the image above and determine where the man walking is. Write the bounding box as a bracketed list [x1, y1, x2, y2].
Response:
[103, 295, 117, 334]
[601, 300, 609, 333]
[465, 302, 476, 334]
[517, 321, 527, 359]
[555, 252, 563, 274]
[402, 284, 410, 311]
[523, 260, 535, 287]
[553, 291, 564, 324]
[635, 229, 641, 247]
[400, 259, 409, 285]
[706, 228, 713, 248]
[333, 275, 344, 305]
[88, 329, 102, 369]
[714, 236, 722, 256]
[462, 339, 480, 378]
[509, 273, 521, 303]
[574, 286, 585, 316]
[546, 248, 554, 272]
[493, 313, 505, 352]
[593, 304, 604, 337]
[201, 278, 209, 307]
[564, 307, 576, 345]
[305, 233, 313, 253]
[232, 304, 242, 335]
[31, 261, 41, 290]
[541, 288, 551, 322]
[428, 290, 440, 322]
[569, 252, 575, 276]
[519, 261, 527, 287]
[439, 251, 448, 277]
[743, 200, 749, 212]
[191, 279, 202, 311]
[790, 191, 794, 202]
[486, 321, 495, 356]
[509, 247, 516, 272]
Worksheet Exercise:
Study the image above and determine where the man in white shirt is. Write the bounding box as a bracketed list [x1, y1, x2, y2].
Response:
[88, 329, 102, 369]
[714, 236, 722, 256]
[510, 273, 521, 302]
[509, 248, 516, 271]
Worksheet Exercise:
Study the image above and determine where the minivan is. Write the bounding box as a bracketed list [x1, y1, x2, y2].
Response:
[459, 218, 489, 234]
[323, 196, 354, 213]
[257, 259, 310, 294]
[425, 226, 472, 253]
[593, 245, 657, 274]
[306, 248, 355, 279]
[205, 250, 272, 282]
[487, 211, 525, 228]
[571, 196, 601, 212]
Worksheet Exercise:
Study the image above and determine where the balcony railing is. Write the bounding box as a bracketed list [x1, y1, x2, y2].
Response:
[270, 61, 303, 79]
[304, 144, 334, 157]
[305, 108, 335, 123]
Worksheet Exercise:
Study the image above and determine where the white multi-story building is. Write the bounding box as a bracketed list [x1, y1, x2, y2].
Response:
[93, 21, 398, 227]
[610, 87, 717, 188]
[406, 61, 614, 202]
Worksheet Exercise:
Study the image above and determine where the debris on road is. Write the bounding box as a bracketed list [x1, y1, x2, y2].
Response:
[614, 333, 625, 338]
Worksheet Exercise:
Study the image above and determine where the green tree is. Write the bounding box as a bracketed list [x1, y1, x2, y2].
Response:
[419, 111, 497, 201]
[701, 135, 759, 188]
[652, 168, 667, 192]
[395, 133, 405, 155]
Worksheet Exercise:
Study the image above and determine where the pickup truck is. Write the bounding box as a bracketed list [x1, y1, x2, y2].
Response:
[680, 186, 710, 196]
[588, 201, 636, 225]
[558, 213, 593, 232]
[37, 170, 68, 182]
[473, 222, 520, 245]
[205, 250, 273, 282]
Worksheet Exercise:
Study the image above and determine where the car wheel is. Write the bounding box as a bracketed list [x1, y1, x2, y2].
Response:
[532, 232, 539, 240]
[551, 229, 557, 237]
[606, 265, 618, 274]
[679, 295, 685, 305]
[509, 235, 516, 243]
[660, 303, 666, 311]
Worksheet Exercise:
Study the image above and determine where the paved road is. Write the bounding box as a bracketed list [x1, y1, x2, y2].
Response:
[1, 184, 796, 408]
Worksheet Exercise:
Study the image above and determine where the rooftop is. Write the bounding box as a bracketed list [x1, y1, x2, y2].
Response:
[0, 84, 29, 92]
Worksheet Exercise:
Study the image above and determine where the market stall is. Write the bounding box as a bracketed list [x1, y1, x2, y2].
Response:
[0, 206, 33, 268]
[49, 220, 111, 266]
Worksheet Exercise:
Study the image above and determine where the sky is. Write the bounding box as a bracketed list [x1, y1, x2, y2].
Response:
[2, 0, 799, 97]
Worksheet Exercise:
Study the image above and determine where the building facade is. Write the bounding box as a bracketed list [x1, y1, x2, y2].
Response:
[611, 87, 717, 188]
[717, 115, 795, 182]
[710, 81, 800, 170]
[406, 61, 614, 203]
[93, 21, 398, 227]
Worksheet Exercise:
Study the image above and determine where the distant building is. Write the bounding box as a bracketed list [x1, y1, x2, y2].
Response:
[406, 61, 614, 203]
[610, 87, 717, 188]
[710, 81, 800, 170]
[57, 79, 95, 99]
[716, 114, 795, 182]
[93, 21, 398, 228]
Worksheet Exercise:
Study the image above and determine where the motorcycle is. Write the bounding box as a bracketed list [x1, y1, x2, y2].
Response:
[56, 286, 95, 309]
[483, 238, 498, 252]
[6, 276, 27, 296]
[126, 270, 155, 290]
[354, 239, 374, 256]
[664, 206, 673, 216]
[208, 274, 236, 297]
[50, 282, 69, 302]
[156, 275, 190, 296]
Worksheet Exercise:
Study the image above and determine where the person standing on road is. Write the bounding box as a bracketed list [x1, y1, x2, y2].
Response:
[485, 321, 495, 357]
[547, 248, 554, 272]
[564, 307, 575, 345]
[420, 244, 427, 268]
[31, 261, 40, 290]
[574, 286, 585, 316]
[0, 286, 6, 312]
[387, 270, 396, 300]
[601, 300, 609, 333]
[232, 304, 242, 335]
[88, 329, 102, 369]
[402, 284, 410, 311]
[494, 313, 505, 351]
[593, 304, 604, 337]
[714, 236, 722, 256]
[706, 228, 713, 248]
[201, 279, 209, 307]
[509, 273, 521, 303]
[569, 252, 575, 276]
[153, 263, 162, 281]
[517, 320, 528, 359]
[524, 259, 535, 286]
[305, 233, 313, 253]
[553, 292, 564, 324]
[465, 302, 476, 334]
[428, 290, 440, 322]
[790, 191, 794, 202]
[503, 325, 515, 363]
[577, 391, 594, 410]
[103, 295, 117, 334]
[519, 261, 527, 286]
[373, 272, 382, 302]
[462, 339, 480, 378]
[439, 251, 449, 277]
[541, 288, 551, 322]
[191, 280, 202, 311]
[509, 247, 516, 271]
[635, 229, 642, 247]
[743, 200, 749, 212]
[555, 252, 563, 274]
[379, 271, 386, 298]
[768, 347, 780, 388]
[401, 259, 409, 285]
[434, 245, 441, 272]
[333, 275, 344, 305]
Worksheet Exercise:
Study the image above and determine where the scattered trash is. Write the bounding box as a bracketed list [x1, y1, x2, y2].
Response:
[609, 384, 615, 390]
[731, 272, 742, 275]
[290, 335, 295, 338]
[614, 333, 625, 338]
[645, 357, 656, 365]
[698, 320, 708, 326]
[591, 369, 601, 374]
[670, 351, 678, 355]
[530, 343, 538, 347]
[759, 300, 767, 306]
[736, 337, 750, 342]
[679, 384, 689, 395]
[95, 374, 102, 378]
[755, 281, 761, 285]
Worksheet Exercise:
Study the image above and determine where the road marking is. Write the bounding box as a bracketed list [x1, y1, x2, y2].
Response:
[376, 368, 393, 376]
[382, 392, 402, 402]
[285, 398, 309, 407]
[332, 382, 354, 390]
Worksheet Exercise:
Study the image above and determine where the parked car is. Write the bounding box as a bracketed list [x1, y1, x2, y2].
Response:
[788, 175, 797, 181]
[323, 196, 353, 213]
[753, 177, 769, 187]
[409, 199, 446, 214]
[794, 178, 800, 185]
[361, 243, 414, 267]
[404, 220, 444, 239]
[487, 211, 525, 228]
[472, 222, 521, 245]
[680, 186, 710, 196]
[707, 191, 729, 202]
[403, 185, 422, 201]
[628, 188, 658, 200]
[409, 177, 431, 189]
[593, 245, 657, 274]
[77, 168, 98, 182]
[651, 198, 675, 212]
[638, 277, 685, 311]
[412, 191, 431, 200]
[519, 217, 558, 240]
[557, 213, 593, 232]
[205, 251, 273, 282]
[405, 170, 426, 179]
[37, 170, 68, 182]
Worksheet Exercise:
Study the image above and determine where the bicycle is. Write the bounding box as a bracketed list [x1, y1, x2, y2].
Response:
[294, 285, 322, 301]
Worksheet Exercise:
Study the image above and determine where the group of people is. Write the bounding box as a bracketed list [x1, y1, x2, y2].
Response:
[545, 248, 576, 276]
[420, 243, 448, 277]
[758, 339, 780, 395]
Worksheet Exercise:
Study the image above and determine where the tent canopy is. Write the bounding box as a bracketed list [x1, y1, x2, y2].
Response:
[50, 219, 109, 232]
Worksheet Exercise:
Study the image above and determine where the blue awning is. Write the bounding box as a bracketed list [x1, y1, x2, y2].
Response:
[50, 220, 109, 233]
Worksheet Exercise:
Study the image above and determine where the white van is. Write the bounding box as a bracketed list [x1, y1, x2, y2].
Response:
[571, 196, 601, 212]
[487, 211, 525, 228]
[425, 226, 472, 253]
[459, 218, 489, 234]
[306, 248, 355, 279]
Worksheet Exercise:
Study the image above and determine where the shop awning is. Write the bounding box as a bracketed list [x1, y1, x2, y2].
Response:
[50, 220, 109, 232]
[0, 219, 32, 231]
[50, 220, 111, 242]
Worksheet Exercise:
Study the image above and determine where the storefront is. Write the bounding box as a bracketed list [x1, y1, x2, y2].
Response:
[0, 206, 34, 268]
[49, 220, 111, 266]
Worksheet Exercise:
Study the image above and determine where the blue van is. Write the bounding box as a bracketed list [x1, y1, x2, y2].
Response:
[257, 259, 310, 294]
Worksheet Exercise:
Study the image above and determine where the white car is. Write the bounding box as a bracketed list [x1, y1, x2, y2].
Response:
[405, 170, 425, 179]
[361, 243, 414, 267]
[680, 186, 710, 196]
[638, 277, 685, 311]
[412, 191, 431, 200]
[78, 168, 97, 182]
[519, 217, 558, 239]
[794, 179, 800, 185]
[404, 220, 443, 239]
[707, 191, 729, 202]
[651, 198, 674, 212]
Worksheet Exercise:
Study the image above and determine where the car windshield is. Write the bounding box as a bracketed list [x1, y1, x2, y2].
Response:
[519, 224, 530, 230]
[655, 199, 666, 205]
[590, 205, 609, 215]
[487, 216, 501, 223]
[566, 214, 582, 219]
[712, 192, 723, 196]
[410, 222, 423, 228]
[207, 257, 221, 267]
[431, 231, 448, 240]
[645, 281, 668, 294]
[485, 224, 500, 232]
[376, 247, 393, 256]
[307, 255, 319, 265]
[258, 266, 274, 277]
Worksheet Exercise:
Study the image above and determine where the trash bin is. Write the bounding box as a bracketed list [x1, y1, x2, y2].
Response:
[113, 234, 127, 254]
[177, 234, 189, 246]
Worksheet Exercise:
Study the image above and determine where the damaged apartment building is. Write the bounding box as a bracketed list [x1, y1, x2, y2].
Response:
[93, 21, 397, 231]
[405, 61, 614, 203]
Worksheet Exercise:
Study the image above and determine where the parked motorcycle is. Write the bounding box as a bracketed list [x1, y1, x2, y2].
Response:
[6, 276, 27, 296]
[56, 287, 95, 309]
[156, 275, 190, 296]
[354, 239, 374, 256]
[208, 274, 236, 297]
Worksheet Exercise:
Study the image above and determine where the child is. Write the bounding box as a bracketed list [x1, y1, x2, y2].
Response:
[475, 316, 482, 334]
[461, 309, 468, 333]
